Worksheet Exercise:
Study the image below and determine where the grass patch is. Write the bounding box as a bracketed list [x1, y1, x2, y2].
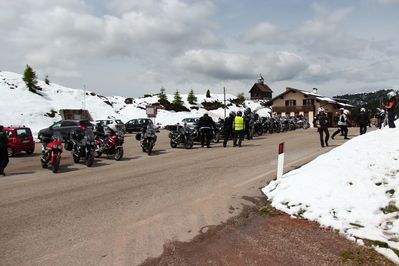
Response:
[349, 222, 365, 228]
[381, 203, 399, 214]
[340, 250, 356, 262]
[258, 207, 269, 216]
[372, 240, 389, 249]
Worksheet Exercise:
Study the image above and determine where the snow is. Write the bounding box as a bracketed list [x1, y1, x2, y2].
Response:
[0, 71, 270, 138]
[262, 122, 399, 262]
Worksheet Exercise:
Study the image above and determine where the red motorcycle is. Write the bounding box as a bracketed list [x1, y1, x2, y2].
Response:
[94, 130, 124, 160]
[40, 135, 63, 173]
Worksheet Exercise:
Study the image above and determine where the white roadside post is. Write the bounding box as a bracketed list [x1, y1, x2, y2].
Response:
[277, 142, 285, 179]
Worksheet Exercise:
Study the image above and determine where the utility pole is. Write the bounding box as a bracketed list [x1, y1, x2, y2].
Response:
[223, 86, 226, 119]
[83, 84, 86, 110]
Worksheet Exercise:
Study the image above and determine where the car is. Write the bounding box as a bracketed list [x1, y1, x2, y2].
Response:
[181, 117, 200, 128]
[95, 119, 126, 132]
[5, 126, 35, 156]
[38, 120, 94, 142]
[125, 118, 160, 133]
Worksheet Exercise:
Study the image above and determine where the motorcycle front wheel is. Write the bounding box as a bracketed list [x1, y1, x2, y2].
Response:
[184, 139, 193, 149]
[52, 157, 60, 173]
[147, 143, 153, 155]
[86, 153, 94, 167]
[170, 139, 177, 148]
[114, 147, 123, 161]
[72, 153, 80, 163]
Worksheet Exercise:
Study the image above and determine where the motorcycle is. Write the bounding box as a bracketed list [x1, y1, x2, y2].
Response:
[70, 129, 96, 167]
[169, 124, 194, 149]
[136, 126, 157, 155]
[212, 123, 222, 143]
[94, 129, 124, 160]
[254, 120, 264, 136]
[40, 134, 63, 173]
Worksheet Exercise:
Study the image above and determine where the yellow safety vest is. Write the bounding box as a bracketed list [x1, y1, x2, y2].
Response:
[234, 116, 244, 131]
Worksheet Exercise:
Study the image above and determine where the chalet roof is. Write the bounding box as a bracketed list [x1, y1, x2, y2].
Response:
[249, 82, 273, 93]
[266, 87, 353, 108]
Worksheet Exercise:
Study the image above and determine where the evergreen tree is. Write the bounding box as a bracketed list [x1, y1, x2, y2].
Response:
[158, 87, 168, 103]
[187, 89, 197, 104]
[44, 75, 50, 85]
[206, 89, 211, 98]
[22, 64, 38, 93]
[236, 92, 246, 105]
[172, 90, 183, 106]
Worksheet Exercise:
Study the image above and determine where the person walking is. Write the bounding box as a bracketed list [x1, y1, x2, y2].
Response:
[0, 125, 9, 176]
[357, 108, 369, 135]
[384, 91, 397, 128]
[198, 113, 215, 148]
[313, 107, 329, 147]
[223, 111, 235, 147]
[233, 111, 245, 147]
[332, 108, 349, 139]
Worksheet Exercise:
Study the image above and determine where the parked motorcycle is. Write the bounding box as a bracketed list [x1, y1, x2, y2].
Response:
[94, 128, 124, 160]
[169, 124, 194, 149]
[136, 124, 157, 155]
[70, 128, 96, 167]
[39, 134, 63, 173]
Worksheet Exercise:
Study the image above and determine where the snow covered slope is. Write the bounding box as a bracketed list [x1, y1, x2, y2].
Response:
[262, 123, 399, 263]
[0, 71, 270, 137]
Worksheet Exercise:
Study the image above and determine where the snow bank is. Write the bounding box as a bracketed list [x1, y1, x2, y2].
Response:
[0, 71, 270, 137]
[262, 122, 399, 262]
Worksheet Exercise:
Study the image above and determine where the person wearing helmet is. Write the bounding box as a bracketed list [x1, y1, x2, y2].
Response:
[223, 111, 235, 147]
[0, 125, 9, 176]
[357, 107, 370, 135]
[313, 107, 329, 147]
[197, 113, 215, 148]
[332, 108, 349, 140]
[384, 91, 397, 128]
[233, 111, 245, 147]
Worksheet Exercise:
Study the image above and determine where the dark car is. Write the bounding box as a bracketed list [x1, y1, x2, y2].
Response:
[125, 118, 160, 133]
[5, 126, 35, 156]
[38, 120, 94, 142]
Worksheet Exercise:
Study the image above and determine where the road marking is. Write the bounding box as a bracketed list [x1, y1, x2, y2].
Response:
[232, 150, 324, 188]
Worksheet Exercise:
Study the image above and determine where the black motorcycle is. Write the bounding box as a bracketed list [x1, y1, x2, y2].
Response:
[254, 120, 264, 136]
[136, 126, 157, 155]
[169, 124, 194, 149]
[70, 129, 96, 167]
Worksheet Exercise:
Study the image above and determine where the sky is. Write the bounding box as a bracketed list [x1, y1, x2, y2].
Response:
[1, 0, 398, 98]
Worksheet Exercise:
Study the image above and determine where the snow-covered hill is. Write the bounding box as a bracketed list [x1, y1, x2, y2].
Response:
[0, 71, 270, 137]
[262, 123, 399, 263]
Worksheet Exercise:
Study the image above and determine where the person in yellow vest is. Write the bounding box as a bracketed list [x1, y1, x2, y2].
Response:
[233, 111, 245, 147]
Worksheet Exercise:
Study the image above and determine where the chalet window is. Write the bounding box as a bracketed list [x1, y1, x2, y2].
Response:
[285, 100, 296, 106]
[303, 99, 314, 106]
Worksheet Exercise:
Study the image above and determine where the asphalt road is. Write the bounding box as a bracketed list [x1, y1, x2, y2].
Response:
[0, 128, 353, 266]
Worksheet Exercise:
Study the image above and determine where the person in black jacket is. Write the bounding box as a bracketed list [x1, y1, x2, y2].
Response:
[0, 125, 9, 176]
[223, 111, 235, 147]
[357, 108, 370, 135]
[385, 91, 397, 128]
[313, 108, 329, 148]
[197, 113, 215, 148]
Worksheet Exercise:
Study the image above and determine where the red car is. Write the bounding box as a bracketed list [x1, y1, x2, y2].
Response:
[5, 126, 35, 156]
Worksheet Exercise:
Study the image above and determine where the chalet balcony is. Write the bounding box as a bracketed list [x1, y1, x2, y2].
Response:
[272, 105, 315, 113]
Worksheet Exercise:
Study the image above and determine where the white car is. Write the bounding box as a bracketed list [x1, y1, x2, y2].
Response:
[95, 119, 126, 132]
[181, 117, 200, 128]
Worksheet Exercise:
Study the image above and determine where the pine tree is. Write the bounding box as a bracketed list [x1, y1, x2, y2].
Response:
[44, 75, 50, 85]
[187, 89, 197, 104]
[236, 92, 246, 105]
[22, 64, 38, 93]
[158, 87, 168, 102]
[206, 89, 211, 98]
[172, 90, 183, 106]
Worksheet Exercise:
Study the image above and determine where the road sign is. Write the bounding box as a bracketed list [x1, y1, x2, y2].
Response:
[146, 106, 157, 118]
[277, 142, 285, 179]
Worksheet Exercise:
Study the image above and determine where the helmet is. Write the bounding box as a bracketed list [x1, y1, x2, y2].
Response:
[108, 123, 117, 132]
[360, 108, 365, 112]
[387, 91, 396, 98]
[339, 107, 344, 111]
[229, 111, 236, 117]
[317, 107, 324, 113]
[344, 109, 350, 115]
[246, 107, 251, 112]
[237, 111, 243, 116]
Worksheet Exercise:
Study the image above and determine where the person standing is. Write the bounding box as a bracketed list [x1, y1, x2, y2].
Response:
[233, 111, 245, 147]
[332, 108, 349, 139]
[385, 91, 397, 128]
[0, 125, 9, 176]
[223, 111, 235, 147]
[313, 108, 329, 147]
[357, 108, 369, 135]
[198, 113, 215, 148]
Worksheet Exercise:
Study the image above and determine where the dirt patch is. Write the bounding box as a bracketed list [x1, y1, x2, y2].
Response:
[141, 197, 393, 266]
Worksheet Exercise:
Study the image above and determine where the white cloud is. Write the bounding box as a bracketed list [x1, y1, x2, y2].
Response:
[241, 22, 281, 43]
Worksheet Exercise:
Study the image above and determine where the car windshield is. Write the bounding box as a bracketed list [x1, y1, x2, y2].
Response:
[16, 128, 32, 138]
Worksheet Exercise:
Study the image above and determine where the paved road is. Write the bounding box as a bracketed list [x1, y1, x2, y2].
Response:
[0, 128, 353, 266]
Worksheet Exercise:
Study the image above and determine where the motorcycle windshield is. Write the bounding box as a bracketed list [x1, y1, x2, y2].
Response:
[85, 128, 95, 142]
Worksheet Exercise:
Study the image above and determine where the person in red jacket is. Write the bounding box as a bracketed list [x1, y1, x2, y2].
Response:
[385, 91, 397, 128]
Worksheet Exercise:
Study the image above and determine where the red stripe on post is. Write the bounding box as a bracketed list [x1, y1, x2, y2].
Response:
[278, 142, 285, 154]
